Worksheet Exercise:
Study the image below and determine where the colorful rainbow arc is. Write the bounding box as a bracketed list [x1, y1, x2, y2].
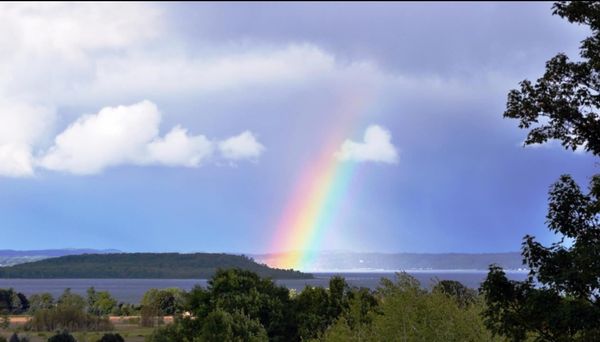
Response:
[269, 92, 371, 271]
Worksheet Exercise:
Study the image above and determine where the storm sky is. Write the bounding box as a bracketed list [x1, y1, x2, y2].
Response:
[0, 2, 595, 253]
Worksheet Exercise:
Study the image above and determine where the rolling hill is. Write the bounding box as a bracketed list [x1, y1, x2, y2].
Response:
[0, 253, 311, 279]
[0, 249, 121, 267]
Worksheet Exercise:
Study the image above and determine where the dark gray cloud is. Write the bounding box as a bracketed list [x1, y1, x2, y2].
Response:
[168, 2, 588, 78]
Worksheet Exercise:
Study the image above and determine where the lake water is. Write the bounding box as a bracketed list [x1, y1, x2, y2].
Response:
[0, 271, 528, 304]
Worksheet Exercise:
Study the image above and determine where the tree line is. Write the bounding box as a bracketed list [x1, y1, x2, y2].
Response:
[0, 270, 490, 341]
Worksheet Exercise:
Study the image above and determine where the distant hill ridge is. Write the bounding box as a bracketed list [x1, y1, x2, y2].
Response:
[0, 252, 311, 279]
[0, 249, 121, 267]
[252, 251, 526, 271]
[0, 248, 120, 257]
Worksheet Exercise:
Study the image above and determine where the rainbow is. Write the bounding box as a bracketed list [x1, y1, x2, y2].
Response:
[269, 92, 372, 271]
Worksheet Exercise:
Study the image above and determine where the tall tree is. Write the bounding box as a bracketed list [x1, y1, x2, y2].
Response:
[481, 2, 600, 341]
[504, 1, 600, 156]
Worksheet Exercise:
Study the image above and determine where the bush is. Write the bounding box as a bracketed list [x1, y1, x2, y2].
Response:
[86, 288, 117, 316]
[96, 333, 124, 342]
[47, 331, 76, 342]
[27, 306, 112, 332]
[140, 305, 163, 328]
[27, 293, 54, 315]
[145, 324, 183, 342]
[200, 309, 267, 342]
[0, 289, 29, 314]
[0, 314, 9, 329]
[26, 288, 112, 332]
[140, 288, 184, 317]
[7, 334, 30, 342]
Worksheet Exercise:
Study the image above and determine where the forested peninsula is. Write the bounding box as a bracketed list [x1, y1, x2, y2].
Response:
[0, 253, 311, 279]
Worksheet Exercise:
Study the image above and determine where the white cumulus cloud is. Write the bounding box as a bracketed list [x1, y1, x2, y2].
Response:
[37, 101, 263, 175]
[0, 101, 56, 177]
[39, 100, 161, 174]
[336, 125, 398, 164]
[218, 131, 265, 161]
[147, 126, 213, 167]
[0, 144, 35, 177]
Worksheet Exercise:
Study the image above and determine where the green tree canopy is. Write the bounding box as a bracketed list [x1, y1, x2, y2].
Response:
[0, 288, 29, 314]
[141, 288, 185, 316]
[433, 279, 477, 308]
[322, 273, 495, 342]
[27, 292, 54, 314]
[87, 287, 117, 316]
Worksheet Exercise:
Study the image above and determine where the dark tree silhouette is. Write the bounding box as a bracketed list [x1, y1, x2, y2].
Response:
[481, 2, 600, 341]
[504, 1, 600, 156]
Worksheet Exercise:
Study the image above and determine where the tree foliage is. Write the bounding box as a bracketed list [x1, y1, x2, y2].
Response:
[147, 269, 377, 342]
[27, 293, 54, 315]
[140, 288, 185, 327]
[504, 1, 600, 156]
[482, 1, 600, 341]
[26, 289, 112, 332]
[0, 288, 29, 314]
[481, 175, 600, 341]
[199, 309, 268, 342]
[87, 287, 117, 316]
[321, 273, 496, 342]
[433, 279, 478, 308]
[190, 268, 294, 341]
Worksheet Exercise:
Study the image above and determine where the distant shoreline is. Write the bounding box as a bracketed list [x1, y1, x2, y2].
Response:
[309, 269, 530, 274]
[0, 272, 530, 304]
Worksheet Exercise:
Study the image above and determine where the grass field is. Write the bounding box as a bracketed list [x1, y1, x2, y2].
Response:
[0, 316, 166, 342]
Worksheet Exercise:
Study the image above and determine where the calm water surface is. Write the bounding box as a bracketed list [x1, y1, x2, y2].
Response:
[0, 271, 528, 304]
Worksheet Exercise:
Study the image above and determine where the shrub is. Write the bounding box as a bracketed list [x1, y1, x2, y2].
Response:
[96, 333, 124, 342]
[27, 306, 112, 332]
[47, 330, 76, 342]
[0, 314, 9, 329]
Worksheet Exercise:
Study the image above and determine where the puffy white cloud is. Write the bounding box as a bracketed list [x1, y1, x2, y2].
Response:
[218, 131, 265, 161]
[336, 125, 398, 164]
[147, 126, 213, 167]
[0, 101, 55, 177]
[37, 101, 264, 175]
[0, 144, 35, 177]
[38, 101, 160, 174]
